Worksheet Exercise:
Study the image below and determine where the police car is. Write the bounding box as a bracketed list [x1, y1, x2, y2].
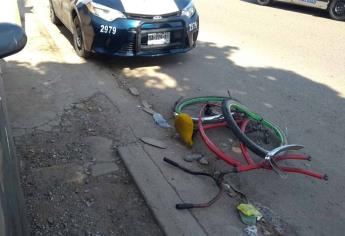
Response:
[256, 0, 345, 21]
[49, 0, 199, 58]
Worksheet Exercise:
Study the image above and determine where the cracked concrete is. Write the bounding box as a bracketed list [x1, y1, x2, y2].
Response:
[14, 93, 163, 235]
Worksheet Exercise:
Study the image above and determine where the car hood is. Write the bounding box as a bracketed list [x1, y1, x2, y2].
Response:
[91, 0, 191, 15]
[124, 0, 180, 15]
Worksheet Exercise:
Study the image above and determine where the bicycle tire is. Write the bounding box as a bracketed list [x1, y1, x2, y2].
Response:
[222, 99, 287, 158]
[174, 96, 228, 123]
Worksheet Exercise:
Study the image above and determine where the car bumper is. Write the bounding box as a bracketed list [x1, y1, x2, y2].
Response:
[78, 8, 199, 57]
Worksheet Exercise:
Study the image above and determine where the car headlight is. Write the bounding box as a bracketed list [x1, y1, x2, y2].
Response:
[86, 1, 125, 21]
[181, 1, 196, 18]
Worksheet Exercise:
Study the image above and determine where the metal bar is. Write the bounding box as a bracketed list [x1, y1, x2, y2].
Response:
[236, 163, 263, 172]
[275, 154, 311, 162]
[203, 122, 227, 130]
[141, 27, 184, 34]
[279, 167, 327, 180]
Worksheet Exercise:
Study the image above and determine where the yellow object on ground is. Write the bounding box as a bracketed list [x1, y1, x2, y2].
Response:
[237, 203, 262, 219]
[174, 113, 194, 148]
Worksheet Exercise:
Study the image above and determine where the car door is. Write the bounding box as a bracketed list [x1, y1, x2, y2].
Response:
[291, 0, 329, 9]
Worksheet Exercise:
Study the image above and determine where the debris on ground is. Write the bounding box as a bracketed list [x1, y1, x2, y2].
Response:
[140, 137, 168, 149]
[128, 87, 140, 96]
[141, 100, 152, 109]
[141, 100, 156, 115]
[198, 157, 209, 165]
[183, 153, 203, 162]
[244, 225, 258, 236]
[223, 183, 238, 198]
[174, 113, 194, 147]
[237, 203, 262, 225]
[142, 107, 156, 115]
[237, 203, 262, 219]
[232, 146, 242, 154]
[239, 211, 257, 226]
[182, 153, 209, 165]
[256, 204, 288, 235]
[220, 142, 228, 149]
[153, 113, 171, 128]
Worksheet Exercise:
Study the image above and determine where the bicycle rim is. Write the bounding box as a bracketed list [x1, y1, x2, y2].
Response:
[222, 99, 287, 158]
[174, 96, 228, 123]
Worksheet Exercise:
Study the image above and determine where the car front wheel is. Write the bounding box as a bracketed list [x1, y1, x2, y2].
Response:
[329, 0, 345, 21]
[72, 17, 91, 58]
[256, 0, 272, 6]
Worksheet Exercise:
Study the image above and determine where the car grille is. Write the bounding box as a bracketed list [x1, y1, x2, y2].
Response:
[138, 21, 186, 52]
[113, 20, 188, 55]
[125, 11, 180, 20]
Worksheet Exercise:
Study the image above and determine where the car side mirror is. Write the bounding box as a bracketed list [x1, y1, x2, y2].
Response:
[0, 23, 27, 59]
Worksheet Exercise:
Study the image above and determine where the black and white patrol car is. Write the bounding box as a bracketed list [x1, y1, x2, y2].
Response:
[49, 0, 199, 58]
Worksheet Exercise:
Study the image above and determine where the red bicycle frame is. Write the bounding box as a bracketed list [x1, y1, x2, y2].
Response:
[198, 107, 327, 180]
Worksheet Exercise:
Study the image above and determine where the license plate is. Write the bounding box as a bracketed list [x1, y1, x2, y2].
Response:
[147, 32, 170, 45]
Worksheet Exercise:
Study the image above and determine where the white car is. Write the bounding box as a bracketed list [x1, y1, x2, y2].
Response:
[257, 0, 345, 21]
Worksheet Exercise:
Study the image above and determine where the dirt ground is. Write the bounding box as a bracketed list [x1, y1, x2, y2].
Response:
[15, 93, 163, 236]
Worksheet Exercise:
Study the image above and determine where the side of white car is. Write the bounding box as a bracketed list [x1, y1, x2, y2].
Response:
[256, 0, 345, 21]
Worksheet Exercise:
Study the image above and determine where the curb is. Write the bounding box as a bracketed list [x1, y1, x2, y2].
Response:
[118, 143, 207, 236]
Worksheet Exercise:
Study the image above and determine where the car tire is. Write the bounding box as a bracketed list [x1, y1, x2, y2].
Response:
[256, 0, 272, 6]
[329, 0, 345, 21]
[72, 17, 91, 58]
[49, 1, 61, 25]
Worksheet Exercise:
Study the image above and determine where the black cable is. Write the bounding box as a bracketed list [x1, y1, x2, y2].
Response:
[163, 157, 239, 210]
[163, 157, 215, 180]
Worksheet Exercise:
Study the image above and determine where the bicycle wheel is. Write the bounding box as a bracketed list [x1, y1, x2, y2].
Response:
[174, 96, 228, 123]
[222, 99, 287, 158]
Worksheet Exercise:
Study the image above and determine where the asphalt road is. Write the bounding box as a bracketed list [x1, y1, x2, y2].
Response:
[3, 0, 345, 235]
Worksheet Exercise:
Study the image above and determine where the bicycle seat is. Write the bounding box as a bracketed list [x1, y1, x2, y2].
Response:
[0, 23, 27, 59]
